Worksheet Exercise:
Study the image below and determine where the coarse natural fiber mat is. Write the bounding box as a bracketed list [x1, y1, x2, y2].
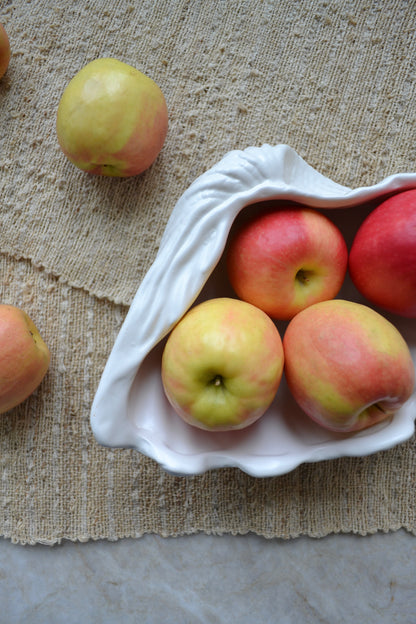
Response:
[1, 0, 416, 544]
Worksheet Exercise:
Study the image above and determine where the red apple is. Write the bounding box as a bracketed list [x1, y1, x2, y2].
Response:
[0, 23, 11, 79]
[349, 189, 416, 318]
[161, 297, 284, 431]
[0, 305, 50, 414]
[226, 203, 348, 321]
[283, 299, 415, 433]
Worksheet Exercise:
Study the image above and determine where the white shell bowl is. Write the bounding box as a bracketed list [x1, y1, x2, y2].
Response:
[90, 144, 416, 477]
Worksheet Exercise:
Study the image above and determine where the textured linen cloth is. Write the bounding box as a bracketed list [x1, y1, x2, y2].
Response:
[1, 0, 416, 544]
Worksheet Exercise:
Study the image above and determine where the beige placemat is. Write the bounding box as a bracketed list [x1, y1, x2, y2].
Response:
[1, 0, 416, 544]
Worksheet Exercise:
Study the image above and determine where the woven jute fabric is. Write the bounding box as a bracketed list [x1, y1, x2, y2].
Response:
[1, 0, 416, 544]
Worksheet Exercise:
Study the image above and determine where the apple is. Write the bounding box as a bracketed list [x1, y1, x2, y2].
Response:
[161, 297, 284, 431]
[283, 299, 415, 433]
[349, 189, 416, 318]
[226, 203, 348, 321]
[56, 58, 168, 177]
[0, 23, 11, 79]
[0, 305, 50, 414]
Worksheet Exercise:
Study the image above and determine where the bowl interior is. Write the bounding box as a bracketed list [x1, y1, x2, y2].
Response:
[124, 199, 416, 474]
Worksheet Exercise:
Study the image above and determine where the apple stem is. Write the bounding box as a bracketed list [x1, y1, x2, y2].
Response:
[211, 375, 223, 387]
[295, 268, 313, 285]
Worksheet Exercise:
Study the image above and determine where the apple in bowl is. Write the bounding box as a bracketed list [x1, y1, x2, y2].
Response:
[0, 305, 50, 414]
[283, 299, 415, 433]
[226, 203, 348, 320]
[56, 58, 168, 177]
[349, 188, 416, 318]
[161, 297, 284, 431]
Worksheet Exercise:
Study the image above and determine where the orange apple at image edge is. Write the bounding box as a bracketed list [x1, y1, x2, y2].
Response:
[0, 305, 50, 414]
[0, 23, 11, 79]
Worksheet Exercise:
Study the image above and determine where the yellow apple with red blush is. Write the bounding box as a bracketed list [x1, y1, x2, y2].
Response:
[161, 297, 284, 431]
[56, 58, 168, 177]
[283, 299, 415, 433]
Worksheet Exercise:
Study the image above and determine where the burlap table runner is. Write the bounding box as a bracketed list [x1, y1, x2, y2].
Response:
[1, 0, 416, 545]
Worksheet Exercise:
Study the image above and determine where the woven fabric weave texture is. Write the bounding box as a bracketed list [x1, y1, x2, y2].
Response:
[1, 0, 415, 544]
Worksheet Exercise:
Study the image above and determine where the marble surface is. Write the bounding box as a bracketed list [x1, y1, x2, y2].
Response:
[1, 530, 415, 623]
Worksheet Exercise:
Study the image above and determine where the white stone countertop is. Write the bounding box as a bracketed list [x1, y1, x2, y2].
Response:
[1, 529, 415, 623]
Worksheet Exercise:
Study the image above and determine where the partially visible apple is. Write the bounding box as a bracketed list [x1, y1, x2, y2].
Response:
[161, 297, 284, 431]
[0, 23, 11, 79]
[56, 58, 168, 177]
[0, 305, 50, 414]
[283, 299, 415, 433]
[349, 189, 416, 318]
[226, 203, 348, 321]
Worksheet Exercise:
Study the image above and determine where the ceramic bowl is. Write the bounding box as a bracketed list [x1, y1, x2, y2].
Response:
[90, 144, 416, 477]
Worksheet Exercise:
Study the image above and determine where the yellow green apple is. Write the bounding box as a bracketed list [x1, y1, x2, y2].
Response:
[0, 23, 11, 79]
[283, 299, 415, 432]
[349, 189, 416, 318]
[56, 58, 168, 177]
[0, 305, 50, 414]
[161, 297, 284, 431]
[226, 203, 348, 320]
